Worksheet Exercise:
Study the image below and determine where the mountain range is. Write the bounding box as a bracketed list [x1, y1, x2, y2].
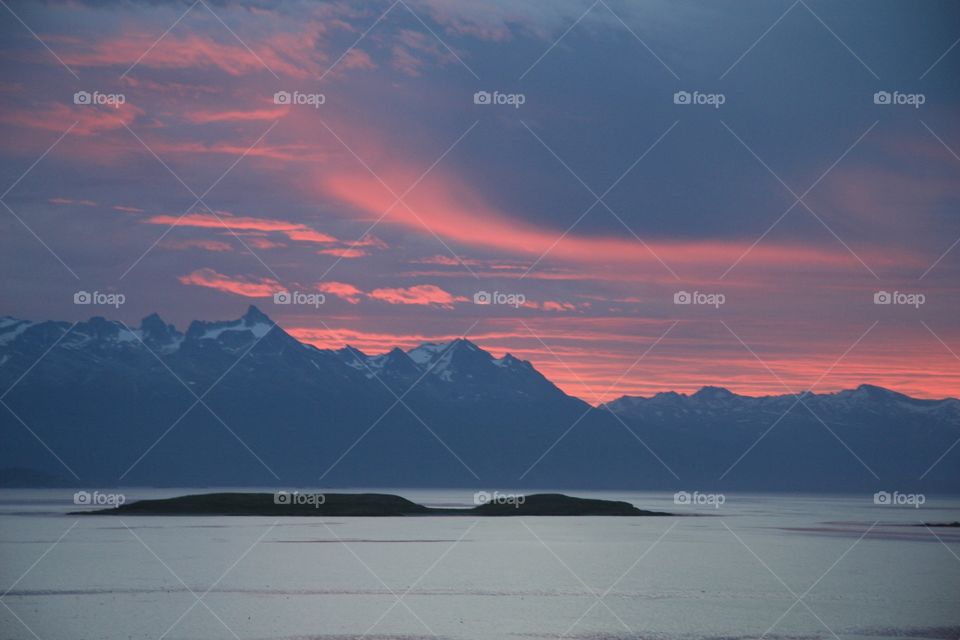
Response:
[1, 306, 957, 492]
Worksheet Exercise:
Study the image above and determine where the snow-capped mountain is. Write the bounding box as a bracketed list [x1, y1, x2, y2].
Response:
[604, 384, 960, 422]
[337, 337, 564, 400]
[0, 307, 957, 492]
[1, 307, 565, 403]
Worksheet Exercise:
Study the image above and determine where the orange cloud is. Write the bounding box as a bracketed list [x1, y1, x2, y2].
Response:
[179, 268, 280, 297]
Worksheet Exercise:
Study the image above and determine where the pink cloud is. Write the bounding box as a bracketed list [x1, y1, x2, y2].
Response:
[413, 254, 481, 266]
[145, 212, 338, 245]
[542, 300, 576, 312]
[60, 30, 324, 79]
[317, 281, 364, 304]
[245, 237, 286, 250]
[179, 268, 280, 297]
[150, 140, 326, 162]
[319, 247, 368, 258]
[162, 239, 233, 252]
[185, 107, 290, 124]
[0, 102, 142, 136]
[368, 284, 465, 309]
[49, 197, 96, 206]
[317, 162, 907, 276]
[284, 228, 339, 243]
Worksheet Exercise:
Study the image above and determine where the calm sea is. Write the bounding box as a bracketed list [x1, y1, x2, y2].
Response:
[1, 489, 958, 639]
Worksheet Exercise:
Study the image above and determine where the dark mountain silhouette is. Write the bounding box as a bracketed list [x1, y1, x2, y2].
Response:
[1, 307, 957, 492]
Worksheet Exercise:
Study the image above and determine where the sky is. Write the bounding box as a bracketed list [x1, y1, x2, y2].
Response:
[1, 0, 959, 403]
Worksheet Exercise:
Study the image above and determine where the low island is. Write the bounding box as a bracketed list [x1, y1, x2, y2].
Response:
[74, 492, 673, 517]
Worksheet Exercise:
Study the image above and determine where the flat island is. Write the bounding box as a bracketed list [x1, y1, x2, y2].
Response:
[75, 492, 673, 517]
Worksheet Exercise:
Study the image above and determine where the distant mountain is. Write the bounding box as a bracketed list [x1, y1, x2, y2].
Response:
[1, 307, 957, 492]
[603, 385, 960, 492]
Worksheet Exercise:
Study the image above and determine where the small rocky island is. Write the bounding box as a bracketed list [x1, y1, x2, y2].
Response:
[75, 492, 672, 517]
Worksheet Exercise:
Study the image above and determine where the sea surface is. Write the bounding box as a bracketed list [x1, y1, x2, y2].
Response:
[0, 489, 958, 640]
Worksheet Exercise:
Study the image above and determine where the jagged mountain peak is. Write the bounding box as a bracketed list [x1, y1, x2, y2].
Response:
[337, 345, 368, 361]
[241, 305, 274, 325]
[383, 346, 412, 361]
[140, 313, 182, 346]
[185, 306, 275, 342]
[497, 353, 529, 368]
[406, 341, 446, 365]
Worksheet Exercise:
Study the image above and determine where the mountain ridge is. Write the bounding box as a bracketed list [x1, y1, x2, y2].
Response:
[2, 306, 954, 406]
[1, 306, 958, 491]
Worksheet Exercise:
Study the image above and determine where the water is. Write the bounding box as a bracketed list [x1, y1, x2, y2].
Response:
[1, 489, 958, 639]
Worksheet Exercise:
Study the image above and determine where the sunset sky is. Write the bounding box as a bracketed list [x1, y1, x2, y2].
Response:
[1, 0, 959, 402]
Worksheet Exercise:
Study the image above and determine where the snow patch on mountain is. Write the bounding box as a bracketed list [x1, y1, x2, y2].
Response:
[407, 342, 447, 365]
